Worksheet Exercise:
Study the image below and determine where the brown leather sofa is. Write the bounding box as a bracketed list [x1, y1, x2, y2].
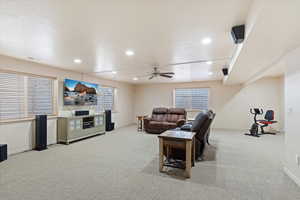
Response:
[144, 107, 186, 134]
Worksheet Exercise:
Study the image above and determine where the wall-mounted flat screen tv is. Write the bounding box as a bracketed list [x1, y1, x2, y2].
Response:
[64, 79, 98, 106]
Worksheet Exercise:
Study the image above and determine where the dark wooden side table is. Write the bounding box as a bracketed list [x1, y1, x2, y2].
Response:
[158, 130, 196, 178]
[137, 115, 147, 132]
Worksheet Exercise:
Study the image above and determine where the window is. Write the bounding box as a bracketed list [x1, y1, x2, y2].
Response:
[97, 87, 115, 112]
[27, 76, 54, 116]
[174, 88, 209, 110]
[0, 71, 55, 121]
[0, 72, 26, 120]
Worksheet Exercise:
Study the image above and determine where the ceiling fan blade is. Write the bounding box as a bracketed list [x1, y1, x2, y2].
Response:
[136, 73, 152, 78]
[160, 72, 175, 75]
[149, 75, 155, 80]
[160, 74, 173, 78]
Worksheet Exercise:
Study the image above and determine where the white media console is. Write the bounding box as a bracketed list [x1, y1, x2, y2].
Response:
[57, 113, 105, 144]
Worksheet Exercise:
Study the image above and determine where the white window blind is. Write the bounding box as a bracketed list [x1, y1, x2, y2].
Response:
[0, 71, 55, 120]
[97, 87, 114, 112]
[0, 72, 26, 120]
[27, 76, 53, 116]
[174, 88, 209, 110]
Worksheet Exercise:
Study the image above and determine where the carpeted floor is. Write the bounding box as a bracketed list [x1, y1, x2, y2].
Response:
[0, 125, 300, 200]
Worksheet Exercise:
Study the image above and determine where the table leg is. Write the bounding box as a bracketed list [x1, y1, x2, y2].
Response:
[138, 119, 142, 131]
[159, 138, 164, 172]
[192, 138, 195, 167]
[185, 140, 192, 178]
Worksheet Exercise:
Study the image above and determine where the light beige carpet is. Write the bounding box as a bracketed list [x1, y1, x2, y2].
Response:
[0, 125, 299, 200]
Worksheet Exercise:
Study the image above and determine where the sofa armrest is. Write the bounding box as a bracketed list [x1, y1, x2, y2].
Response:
[143, 117, 152, 127]
[176, 119, 186, 127]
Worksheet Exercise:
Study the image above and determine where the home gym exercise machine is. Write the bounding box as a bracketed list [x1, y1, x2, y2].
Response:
[245, 108, 277, 137]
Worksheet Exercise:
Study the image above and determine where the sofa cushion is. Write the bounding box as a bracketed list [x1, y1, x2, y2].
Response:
[152, 114, 167, 122]
[149, 121, 176, 128]
[149, 121, 167, 129]
[166, 108, 186, 122]
[168, 108, 186, 115]
[152, 107, 168, 114]
[151, 108, 168, 122]
[149, 121, 164, 126]
[166, 113, 185, 123]
[162, 121, 177, 128]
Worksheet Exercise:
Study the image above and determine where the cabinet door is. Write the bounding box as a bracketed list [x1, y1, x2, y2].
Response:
[69, 120, 75, 131]
[99, 115, 104, 125]
[95, 116, 99, 126]
[95, 115, 104, 126]
[75, 119, 81, 129]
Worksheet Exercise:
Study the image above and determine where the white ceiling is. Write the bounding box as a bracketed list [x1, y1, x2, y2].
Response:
[225, 0, 300, 85]
[0, 0, 253, 84]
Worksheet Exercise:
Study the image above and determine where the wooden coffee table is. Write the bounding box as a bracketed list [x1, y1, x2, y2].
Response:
[158, 130, 196, 178]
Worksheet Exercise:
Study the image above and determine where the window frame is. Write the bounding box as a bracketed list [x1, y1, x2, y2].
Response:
[0, 69, 58, 122]
[173, 87, 210, 111]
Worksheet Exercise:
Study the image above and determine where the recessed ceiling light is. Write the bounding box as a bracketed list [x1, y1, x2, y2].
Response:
[206, 61, 213, 65]
[125, 50, 135, 56]
[208, 72, 213, 75]
[73, 59, 82, 64]
[202, 37, 212, 45]
[133, 77, 138, 81]
[112, 71, 117, 74]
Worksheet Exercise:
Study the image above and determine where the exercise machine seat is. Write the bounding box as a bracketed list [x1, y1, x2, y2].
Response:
[258, 110, 277, 125]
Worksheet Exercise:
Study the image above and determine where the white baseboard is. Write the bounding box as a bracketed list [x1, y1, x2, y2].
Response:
[284, 167, 300, 187]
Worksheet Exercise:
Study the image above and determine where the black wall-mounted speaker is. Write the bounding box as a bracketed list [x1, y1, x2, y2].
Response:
[222, 68, 229, 76]
[231, 24, 245, 44]
[105, 110, 115, 132]
[75, 110, 89, 116]
[35, 115, 47, 151]
[0, 144, 7, 162]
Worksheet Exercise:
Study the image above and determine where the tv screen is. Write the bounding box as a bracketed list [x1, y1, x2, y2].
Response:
[64, 79, 98, 106]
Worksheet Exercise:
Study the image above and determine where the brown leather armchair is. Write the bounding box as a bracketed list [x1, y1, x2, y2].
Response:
[192, 110, 215, 160]
[166, 110, 216, 161]
[144, 107, 186, 134]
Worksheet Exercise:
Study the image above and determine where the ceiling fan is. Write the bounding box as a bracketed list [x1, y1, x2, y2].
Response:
[146, 67, 175, 80]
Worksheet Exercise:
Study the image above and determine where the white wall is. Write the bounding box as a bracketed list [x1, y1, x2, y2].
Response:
[0, 55, 135, 155]
[134, 77, 284, 131]
[0, 118, 57, 155]
[284, 47, 300, 185]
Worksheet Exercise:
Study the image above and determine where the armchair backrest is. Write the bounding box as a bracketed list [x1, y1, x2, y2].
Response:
[192, 110, 215, 141]
[191, 112, 209, 132]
